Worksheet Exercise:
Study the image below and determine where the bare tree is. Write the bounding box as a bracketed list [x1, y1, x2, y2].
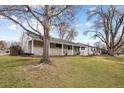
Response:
[93, 41, 105, 49]
[85, 5, 124, 56]
[56, 22, 69, 40]
[65, 28, 78, 41]
[0, 5, 76, 64]
[56, 22, 78, 41]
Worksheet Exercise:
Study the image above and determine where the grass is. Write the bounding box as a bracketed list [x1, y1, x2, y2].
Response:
[0, 55, 124, 87]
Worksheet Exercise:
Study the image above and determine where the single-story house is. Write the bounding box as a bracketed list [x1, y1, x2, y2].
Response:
[0, 41, 9, 54]
[20, 32, 102, 56]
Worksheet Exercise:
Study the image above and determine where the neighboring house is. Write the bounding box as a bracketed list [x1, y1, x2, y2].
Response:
[0, 41, 7, 50]
[20, 32, 102, 56]
[0, 40, 8, 54]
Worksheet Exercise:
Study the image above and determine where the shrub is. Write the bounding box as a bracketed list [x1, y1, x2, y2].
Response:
[10, 45, 22, 56]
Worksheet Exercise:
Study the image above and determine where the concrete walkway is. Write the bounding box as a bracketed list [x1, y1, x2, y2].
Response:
[103, 59, 124, 65]
[116, 61, 124, 65]
[0, 53, 9, 56]
[108, 60, 124, 65]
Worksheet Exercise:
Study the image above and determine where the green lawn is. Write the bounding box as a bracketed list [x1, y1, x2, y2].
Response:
[0, 55, 124, 87]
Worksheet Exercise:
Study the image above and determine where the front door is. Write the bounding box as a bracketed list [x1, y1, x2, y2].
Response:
[74, 47, 80, 55]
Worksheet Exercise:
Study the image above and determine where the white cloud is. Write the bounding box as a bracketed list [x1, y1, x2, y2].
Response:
[0, 35, 19, 41]
[0, 15, 5, 19]
[85, 22, 93, 27]
[99, 19, 102, 23]
[11, 15, 18, 21]
[89, 6, 97, 11]
[75, 24, 79, 27]
[8, 23, 17, 30]
[0, 36, 6, 40]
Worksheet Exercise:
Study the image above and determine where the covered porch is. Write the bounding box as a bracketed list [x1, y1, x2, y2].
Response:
[27, 39, 86, 56]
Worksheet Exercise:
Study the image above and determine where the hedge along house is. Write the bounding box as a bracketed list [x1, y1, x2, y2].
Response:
[20, 32, 102, 56]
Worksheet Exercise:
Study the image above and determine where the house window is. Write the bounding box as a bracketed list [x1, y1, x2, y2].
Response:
[81, 47, 85, 50]
[68, 46, 72, 50]
[56, 44, 62, 48]
[94, 49, 95, 51]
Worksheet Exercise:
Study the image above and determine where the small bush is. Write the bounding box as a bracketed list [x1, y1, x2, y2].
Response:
[10, 45, 22, 56]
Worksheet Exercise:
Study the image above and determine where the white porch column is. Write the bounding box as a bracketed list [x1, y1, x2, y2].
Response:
[80, 46, 81, 55]
[80, 46, 81, 51]
[27, 40, 29, 52]
[88, 46, 89, 55]
[72, 45, 74, 55]
[62, 44, 63, 56]
[31, 39, 34, 53]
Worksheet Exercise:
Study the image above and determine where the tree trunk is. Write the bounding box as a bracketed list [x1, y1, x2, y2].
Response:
[108, 48, 114, 56]
[40, 28, 51, 64]
[40, 7, 51, 64]
[40, 31, 51, 64]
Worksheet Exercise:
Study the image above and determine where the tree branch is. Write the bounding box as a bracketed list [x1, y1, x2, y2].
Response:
[49, 6, 69, 18]
[114, 26, 124, 48]
[24, 14, 42, 36]
[24, 5, 45, 30]
[2, 12, 41, 38]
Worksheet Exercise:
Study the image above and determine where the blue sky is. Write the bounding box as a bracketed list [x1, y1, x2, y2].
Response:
[0, 5, 123, 45]
[0, 18, 23, 41]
